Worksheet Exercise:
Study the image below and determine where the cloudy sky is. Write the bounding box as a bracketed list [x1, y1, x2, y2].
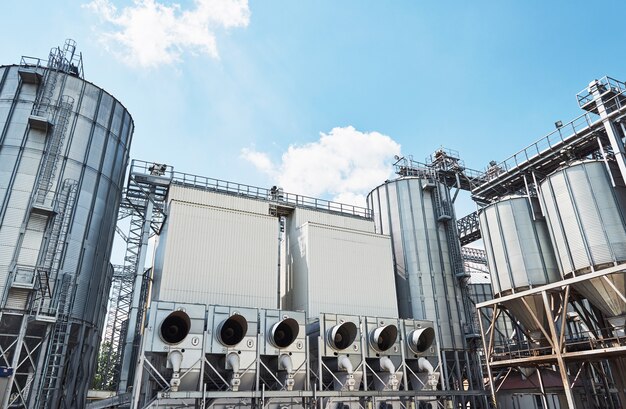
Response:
[2, 0, 625, 213]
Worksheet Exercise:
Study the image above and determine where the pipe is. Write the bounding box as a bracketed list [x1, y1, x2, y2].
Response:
[226, 352, 240, 373]
[337, 355, 353, 373]
[278, 354, 293, 373]
[168, 350, 183, 373]
[379, 356, 395, 374]
[418, 357, 434, 374]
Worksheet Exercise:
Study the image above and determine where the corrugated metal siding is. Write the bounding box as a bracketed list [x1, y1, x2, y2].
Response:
[5, 288, 29, 310]
[292, 207, 375, 233]
[479, 197, 559, 294]
[16, 213, 48, 266]
[541, 160, 626, 275]
[155, 199, 279, 308]
[168, 185, 271, 216]
[291, 222, 397, 318]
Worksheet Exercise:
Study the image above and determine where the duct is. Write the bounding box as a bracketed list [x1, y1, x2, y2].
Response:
[278, 354, 293, 373]
[167, 350, 183, 392]
[337, 355, 354, 373]
[418, 358, 434, 374]
[379, 356, 395, 374]
[226, 352, 240, 373]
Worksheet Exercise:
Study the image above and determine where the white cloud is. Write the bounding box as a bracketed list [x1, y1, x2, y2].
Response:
[84, 0, 250, 67]
[241, 126, 401, 207]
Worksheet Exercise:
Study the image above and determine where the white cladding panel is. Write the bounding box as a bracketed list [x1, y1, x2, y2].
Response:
[291, 222, 398, 317]
[155, 199, 279, 308]
[291, 208, 375, 233]
[168, 185, 271, 216]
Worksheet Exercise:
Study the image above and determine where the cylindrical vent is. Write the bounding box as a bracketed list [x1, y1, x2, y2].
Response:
[370, 324, 398, 352]
[269, 318, 299, 349]
[160, 311, 191, 344]
[327, 321, 358, 350]
[218, 314, 248, 347]
[478, 195, 559, 295]
[407, 327, 435, 354]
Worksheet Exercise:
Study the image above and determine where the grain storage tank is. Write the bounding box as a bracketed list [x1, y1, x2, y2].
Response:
[478, 196, 561, 341]
[0, 40, 133, 407]
[367, 177, 466, 352]
[540, 160, 626, 326]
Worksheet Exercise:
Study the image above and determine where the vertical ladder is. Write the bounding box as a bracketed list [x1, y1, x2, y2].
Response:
[32, 180, 77, 317]
[35, 96, 74, 206]
[40, 273, 75, 409]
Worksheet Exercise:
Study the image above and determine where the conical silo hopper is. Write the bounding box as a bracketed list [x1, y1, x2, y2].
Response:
[479, 196, 561, 342]
[540, 160, 626, 329]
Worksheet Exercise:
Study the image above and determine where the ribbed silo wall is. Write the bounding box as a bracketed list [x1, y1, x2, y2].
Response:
[478, 196, 560, 340]
[479, 196, 560, 295]
[540, 160, 626, 318]
[367, 177, 465, 350]
[152, 186, 280, 309]
[0, 64, 132, 405]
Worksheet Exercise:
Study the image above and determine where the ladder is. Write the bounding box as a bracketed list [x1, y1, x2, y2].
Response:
[32, 180, 77, 317]
[35, 96, 74, 206]
[40, 273, 75, 409]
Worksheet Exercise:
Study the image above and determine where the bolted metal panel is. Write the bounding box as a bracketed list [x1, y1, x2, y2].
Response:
[540, 160, 626, 318]
[289, 220, 397, 318]
[153, 197, 279, 309]
[367, 177, 466, 350]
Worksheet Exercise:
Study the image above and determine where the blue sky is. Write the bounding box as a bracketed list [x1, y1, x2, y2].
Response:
[2, 0, 625, 217]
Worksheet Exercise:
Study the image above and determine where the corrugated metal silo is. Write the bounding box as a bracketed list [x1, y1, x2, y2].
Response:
[478, 196, 560, 341]
[367, 177, 466, 351]
[540, 160, 626, 323]
[0, 41, 133, 408]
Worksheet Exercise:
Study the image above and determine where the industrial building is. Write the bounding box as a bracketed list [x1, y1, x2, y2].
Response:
[2, 41, 626, 409]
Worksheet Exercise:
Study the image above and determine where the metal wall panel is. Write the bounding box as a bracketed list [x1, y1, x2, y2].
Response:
[290, 222, 397, 318]
[168, 185, 272, 216]
[479, 196, 559, 295]
[290, 207, 375, 233]
[540, 160, 626, 274]
[154, 199, 279, 309]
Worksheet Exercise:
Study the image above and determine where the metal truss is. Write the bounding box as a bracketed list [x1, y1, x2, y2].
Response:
[96, 161, 172, 392]
[477, 263, 626, 409]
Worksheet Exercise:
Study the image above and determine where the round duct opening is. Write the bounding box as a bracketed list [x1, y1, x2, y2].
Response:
[270, 318, 300, 348]
[408, 327, 435, 354]
[370, 324, 398, 352]
[328, 321, 358, 350]
[160, 310, 191, 345]
[218, 314, 248, 347]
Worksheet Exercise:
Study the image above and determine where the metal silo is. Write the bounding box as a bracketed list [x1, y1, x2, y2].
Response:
[367, 176, 469, 392]
[540, 160, 626, 325]
[478, 196, 561, 341]
[0, 41, 133, 408]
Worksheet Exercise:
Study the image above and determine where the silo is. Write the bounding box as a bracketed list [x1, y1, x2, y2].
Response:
[0, 41, 133, 407]
[539, 160, 626, 326]
[367, 177, 466, 379]
[478, 196, 561, 341]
